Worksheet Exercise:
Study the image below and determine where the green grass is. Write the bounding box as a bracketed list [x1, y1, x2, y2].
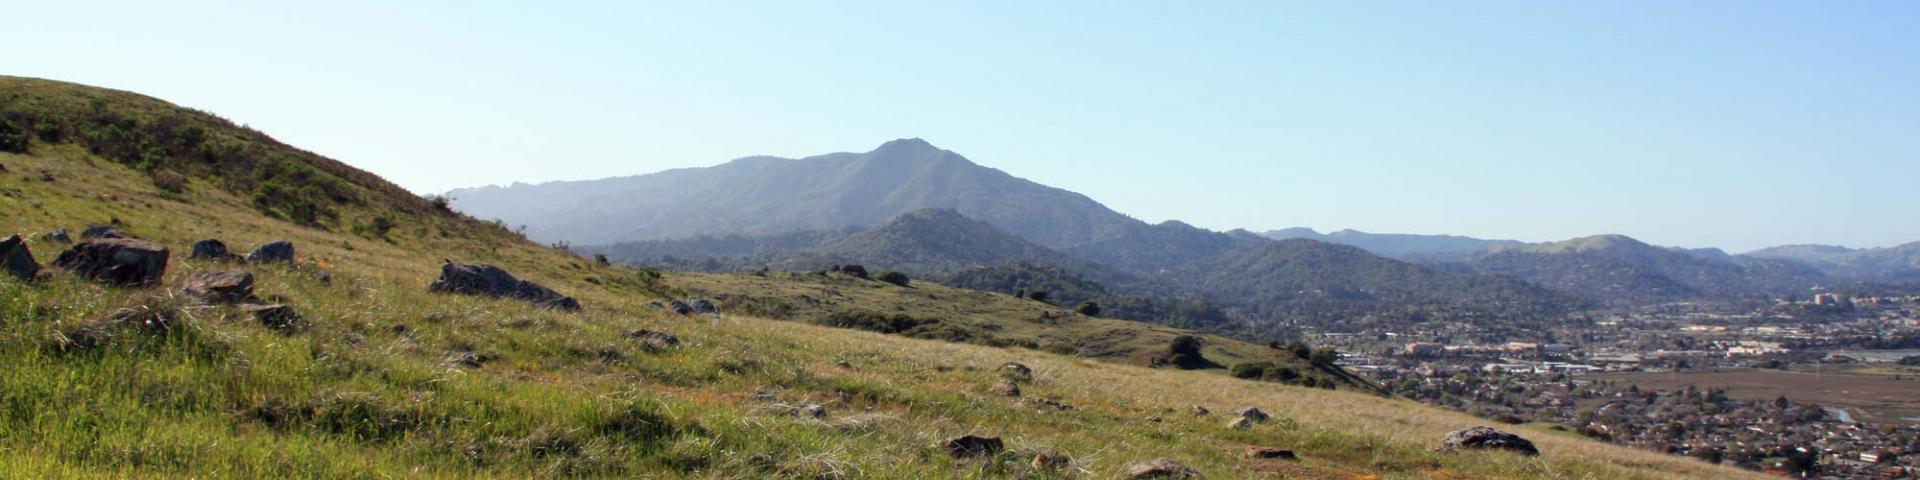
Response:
[0, 77, 1762, 479]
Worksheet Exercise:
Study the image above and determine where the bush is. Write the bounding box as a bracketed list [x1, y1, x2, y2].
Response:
[0, 118, 28, 153]
[1154, 335, 1211, 370]
[818, 311, 933, 334]
[426, 195, 452, 212]
[150, 169, 188, 193]
[877, 270, 910, 287]
[840, 264, 870, 279]
[1026, 290, 1049, 303]
[1075, 301, 1101, 317]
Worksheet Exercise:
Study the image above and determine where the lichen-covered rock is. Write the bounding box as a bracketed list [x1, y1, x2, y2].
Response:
[666, 300, 692, 315]
[1, 234, 39, 280]
[53, 238, 169, 286]
[1233, 407, 1269, 423]
[1000, 362, 1033, 382]
[1441, 426, 1539, 456]
[246, 240, 295, 263]
[41, 229, 71, 244]
[184, 270, 254, 303]
[994, 380, 1021, 397]
[628, 329, 681, 348]
[428, 262, 581, 311]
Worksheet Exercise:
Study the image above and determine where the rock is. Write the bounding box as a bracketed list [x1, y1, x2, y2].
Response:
[41, 229, 71, 243]
[751, 391, 778, 402]
[240, 303, 303, 331]
[80, 225, 122, 240]
[184, 270, 254, 303]
[939, 435, 1004, 458]
[1000, 362, 1033, 382]
[689, 298, 718, 314]
[1126, 458, 1199, 479]
[800, 403, 826, 419]
[53, 238, 169, 286]
[1031, 451, 1069, 470]
[1, 234, 40, 280]
[428, 262, 582, 311]
[188, 239, 236, 260]
[1227, 417, 1252, 430]
[993, 380, 1021, 397]
[627, 328, 681, 348]
[1233, 407, 1269, 423]
[1245, 447, 1296, 460]
[666, 300, 692, 315]
[1441, 426, 1539, 456]
[1146, 416, 1162, 423]
[246, 240, 295, 263]
[1192, 405, 1211, 416]
[447, 352, 485, 369]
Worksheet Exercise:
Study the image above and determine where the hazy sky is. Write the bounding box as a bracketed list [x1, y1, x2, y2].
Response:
[6, 1, 1917, 252]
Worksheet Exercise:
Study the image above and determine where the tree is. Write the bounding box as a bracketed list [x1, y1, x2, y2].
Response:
[1160, 335, 1210, 370]
[1075, 301, 1101, 317]
[877, 270, 910, 287]
[1026, 290, 1049, 303]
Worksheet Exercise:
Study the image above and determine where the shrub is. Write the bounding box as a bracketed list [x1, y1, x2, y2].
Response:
[876, 270, 910, 287]
[1155, 335, 1210, 370]
[150, 169, 189, 193]
[1074, 301, 1101, 317]
[0, 118, 28, 153]
[818, 311, 933, 334]
[594, 254, 610, 266]
[1026, 290, 1049, 303]
[840, 264, 870, 279]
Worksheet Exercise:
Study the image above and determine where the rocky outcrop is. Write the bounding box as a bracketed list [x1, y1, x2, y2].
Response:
[246, 240, 295, 263]
[184, 270, 254, 303]
[428, 262, 581, 311]
[1441, 426, 1538, 456]
[1233, 407, 1269, 423]
[1000, 362, 1033, 382]
[53, 238, 169, 286]
[1, 235, 39, 280]
[689, 298, 718, 314]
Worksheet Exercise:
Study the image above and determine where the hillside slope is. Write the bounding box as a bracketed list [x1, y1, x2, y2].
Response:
[1469, 235, 1828, 304]
[1262, 228, 1526, 263]
[0, 76, 1755, 479]
[446, 138, 1141, 248]
[1746, 242, 1920, 283]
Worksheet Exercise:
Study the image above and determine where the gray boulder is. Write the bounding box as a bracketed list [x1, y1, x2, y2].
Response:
[1233, 407, 1269, 423]
[689, 298, 718, 314]
[53, 238, 169, 286]
[241, 303, 303, 331]
[41, 229, 71, 243]
[246, 240, 295, 263]
[1000, 362, 1033, 382]
[1, 234, 39, 280]
[1126, 458, 1199, 478]
[939, 435, 1003, 458]
[666, 300, 692, 315]
[1441, 426, 1539, 456]
[628, 329, 681, 348]
[188, 239, 236, 261]
[428, 262, 581, 311]
[184, 270, 254, 303]
[80, 225, 122, 240]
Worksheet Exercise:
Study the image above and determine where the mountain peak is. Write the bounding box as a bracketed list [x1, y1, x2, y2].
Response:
[1518, 234, 1651, 254]
[873, 137, 940, 154]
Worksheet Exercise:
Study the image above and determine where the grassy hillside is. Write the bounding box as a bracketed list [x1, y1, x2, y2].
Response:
[0, 76, 1756, 479]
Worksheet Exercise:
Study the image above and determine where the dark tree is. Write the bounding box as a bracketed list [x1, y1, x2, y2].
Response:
[841, 264, 870, 279]
[877, 270, 910, 287]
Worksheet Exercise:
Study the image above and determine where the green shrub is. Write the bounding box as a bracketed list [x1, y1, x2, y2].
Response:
[1075, 301, 1101, 317]
[877, 270, 910, 287]
[0, 118, 28, 153]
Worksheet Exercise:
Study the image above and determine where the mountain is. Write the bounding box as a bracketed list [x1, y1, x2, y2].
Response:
[1167, 239, 1584, 329]
[1468, 234, 1828, 304]
[447, 138, 1141, 248]
[1746, 242, 1920, 283]
[1261, 228, 1525, 262]
[1065, 221, 1273, 274]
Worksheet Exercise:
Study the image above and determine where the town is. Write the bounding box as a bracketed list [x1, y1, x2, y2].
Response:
[1319, 293, 1920, 478]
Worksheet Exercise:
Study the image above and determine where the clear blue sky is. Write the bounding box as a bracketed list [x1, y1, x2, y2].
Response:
[6, 1, 1917, 252]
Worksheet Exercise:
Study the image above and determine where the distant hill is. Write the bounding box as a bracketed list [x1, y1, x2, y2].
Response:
[589, 208, 1121, 281]
[1166, 239, 1584, 328]
[1746, 242, 1920, 283]
[1468, 234, 1829, 304]
[447, 138, 1141, 248]
[1262, 228, 1525, 262]
[1066, 221, 1273, 274]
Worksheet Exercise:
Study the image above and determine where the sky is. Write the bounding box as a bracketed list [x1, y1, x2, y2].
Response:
[5, 1, 1917, 252]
